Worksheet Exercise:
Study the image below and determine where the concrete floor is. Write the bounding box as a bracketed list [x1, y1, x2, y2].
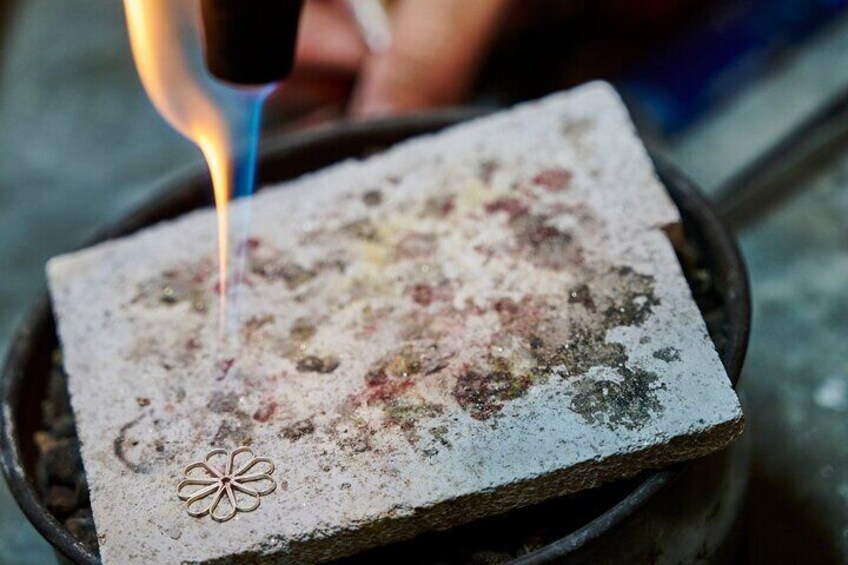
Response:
[1, 1, 848, 563]
[739, 160, 848, 563]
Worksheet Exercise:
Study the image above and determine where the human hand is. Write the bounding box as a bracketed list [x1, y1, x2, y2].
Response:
[288, 0, 512, 118]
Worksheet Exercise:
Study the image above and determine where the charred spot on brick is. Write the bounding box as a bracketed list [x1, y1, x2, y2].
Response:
[482, 260, 662, 418]
[424, 345, 454, 375]
[211, 413, 253, 447]
[356, 303, 392, 339]
[429, 425, 452, 448]
[383, 398, 444, 442]
[365, 365, 388, 387]
[525, 220, 571, 247]
[653, 347, 681, 363]
[479, 261, 665, 428]
[398, 310, 439, 342]
[252, 401, 278, 422]
[478, 159, 500, 184]
[171, 386, 186, 403]
[538, 330, 627, 378]
[111, 415, 173, 474]
[341, 218, 380, 241]
[473, 243, 497, 259]
[207, 391, 240, 414]
[422, 195, 456, 217]
[384, 345, 424, 377]
[394, 232, 438, 260]
[290, 317, 317, 342]
[605, 266, 660, 327]
[493, 297, 520, 316]
[561, 117, 593, 137]
[319, 257, 349, 275]
[528, 335, 544, 351]
[362, 189, 383, 207]
[280, 418, 315, 441]
[296, 355, 341, 374]
[133, 264, 211, 313]
[485, 197, 530, 220]
[604, 296, 656, 327]
[568, 284, 596, 311]
[512, 214, 582, 270]
[242, 314, 275, 340]
[532, 168, 573, 191]
[251, 259, 317, 290]
[570, 366, 665, 430]
[453, 364, 533, 420]
[113, 416, 147, 474]
[338, 432, 372, 454]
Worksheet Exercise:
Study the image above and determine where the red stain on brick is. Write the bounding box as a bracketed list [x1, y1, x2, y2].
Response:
[235, 237, 262, 256]
[410, 284, 434, 306]
[216, 357, 235, 381]
[532, 168, 573, 191]
[407, 282, 453, 307]
[356, 344, 452, 407]
[526, 224, 565, 246]
[439, 197, 456, 216]
[493, 296, 543, 334]
[190, 260, 215, 284]
[395, 232, 438, 259]
[485, 197, 529, 219]
[493, 297, 520, 316]
[364, 378, 416, 404]
[474, 244, 497, 259]
[253, 401, 278, 422]
[214, 273, 253, 295]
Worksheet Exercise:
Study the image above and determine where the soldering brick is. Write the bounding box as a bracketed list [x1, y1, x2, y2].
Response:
[47, 82, 743, 564]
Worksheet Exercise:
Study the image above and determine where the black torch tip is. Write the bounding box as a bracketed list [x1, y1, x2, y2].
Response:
[201, 0, 304, 86]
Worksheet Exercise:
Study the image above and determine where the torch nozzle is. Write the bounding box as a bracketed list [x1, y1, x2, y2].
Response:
[201, 0, 304, 86]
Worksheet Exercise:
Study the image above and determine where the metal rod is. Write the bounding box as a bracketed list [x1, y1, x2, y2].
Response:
[716, 86, 848, 229]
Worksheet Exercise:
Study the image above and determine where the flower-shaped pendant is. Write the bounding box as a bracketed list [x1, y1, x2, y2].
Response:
[177, 446, 277, 522]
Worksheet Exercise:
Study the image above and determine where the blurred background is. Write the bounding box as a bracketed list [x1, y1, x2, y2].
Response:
[1, 0, 848, 562]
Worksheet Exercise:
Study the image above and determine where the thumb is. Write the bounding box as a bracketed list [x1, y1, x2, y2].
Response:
[351, 0, 510, 117]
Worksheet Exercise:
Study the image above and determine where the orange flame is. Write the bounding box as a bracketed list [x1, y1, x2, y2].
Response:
[124, 0, 267, 348]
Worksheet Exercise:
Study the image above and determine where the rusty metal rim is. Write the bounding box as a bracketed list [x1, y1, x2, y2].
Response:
[0, 109, 750, 565]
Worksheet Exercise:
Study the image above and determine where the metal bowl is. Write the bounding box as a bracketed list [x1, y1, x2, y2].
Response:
[0, 111, 750, 564]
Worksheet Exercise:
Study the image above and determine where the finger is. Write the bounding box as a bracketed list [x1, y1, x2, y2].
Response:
[296, 0, 368, 74]
[351, 0, 512, 117]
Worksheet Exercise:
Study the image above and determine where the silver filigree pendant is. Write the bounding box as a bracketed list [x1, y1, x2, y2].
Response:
[177, 446, 276, 522]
